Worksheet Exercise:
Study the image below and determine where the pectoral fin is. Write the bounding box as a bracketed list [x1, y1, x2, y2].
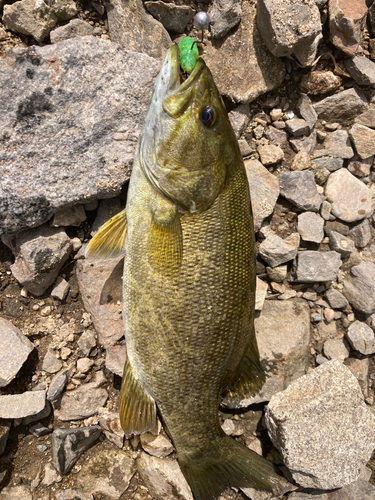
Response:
[85, 208, 127, 259]
[149, 195, 183, 274]
[119, 361, 157, 435]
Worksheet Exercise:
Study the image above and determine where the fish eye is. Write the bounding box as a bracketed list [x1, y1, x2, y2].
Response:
[201, 106, 215, 127]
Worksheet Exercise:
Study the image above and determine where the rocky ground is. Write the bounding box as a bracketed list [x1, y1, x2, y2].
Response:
[1, 0, 375, 499]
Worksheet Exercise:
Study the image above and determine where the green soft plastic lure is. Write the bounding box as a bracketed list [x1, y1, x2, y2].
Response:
[178, 37, 199, 73]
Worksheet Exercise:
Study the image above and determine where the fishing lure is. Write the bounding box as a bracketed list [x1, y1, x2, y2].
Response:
[178, 37, 199, 73]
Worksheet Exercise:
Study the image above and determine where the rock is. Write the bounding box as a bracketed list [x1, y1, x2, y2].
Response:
[266, 264, 288, 282]
[255, 277, 268, 311]
[242, 487, 273, 500]
[0, 485, 32, 500]
[313, 88, 368, 123]
[327, 478, 375, 499]
[90, 198, 122, 236]
[285, 118, 310, 137]
[259, 232, 300, 268]
[323, 338, 349, 362]
[324, 220, 350, 236]
[76, 254, 124, 347]
[144, 1, 194, 34]
[76, 447, 136, 500]
[265, 360, 375, 489]
[349, 123, 375, 159]
[290, 251, 341, 282]
[105, 343, 127, 377]
[140, 432, 174, 458]
[223, 300, 310, 407]
[256, 0, 322, 67]
[298, 94, 318, 130]
[257, 144, 284, 165]
[42, 348, 63, 374]
[325, 169, 372, 223]
[202, 1, 285, 103]
[300, 70, 341, 95]
[244, 159, 279, 231]
[347, 156, 372, 177]
[345, 55, 375, 85]
[289, 130, 317, 154]
[290, 150, 310, 171]
[279, 171, 322, 211]
[52, 426, 102, 474]
[55, 490, 93, 500]
[311, 157, 343, 172]
[55, 383, 108, 421]
[51, 276, 70, 301]
[104, 0, 171, 60]
[29, 422, 52, 437]
[343, 262, 375, 314]
[0, 390, 46, 419]
[2, 0, 57, 42]
[228, 104, 251, 139]
[329, 0, 368, 56]
[23, 399, 51, 424]
[50, 19, 93, 43]
[50, 0, 78, 21]
[77, 329, 97, 357]
[0, 419, 11, 456]
[0, 317, 34, 387]
[209, 0, 242, 39]
[344, 357, 369, 398]
[346, 320, 375, 355]
[0, 38, 160, 235]
[349, 219, 372, 248]
[325, 288, 349, 309]
[320, 200, 334, 220]
[3, 226, 72, 296]
[264, 126, 288, 146]
[329, 231, 355, 257]
[41, 462, 62, 486]
[50, 205, 87, 227]
[354, 108, 375, 128]
[297, 212, 324, 244]
[137, 452, 193, 500]
[98, 408, 124, 448]
[312, 130, 354, 159]
[76, 358, 94, 374]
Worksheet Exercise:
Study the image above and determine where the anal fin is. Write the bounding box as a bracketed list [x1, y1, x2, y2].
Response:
[119, 361, 156, 435]
[86, 208, 127, 259]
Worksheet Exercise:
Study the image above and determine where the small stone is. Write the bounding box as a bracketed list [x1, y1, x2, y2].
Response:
[266, 265, 288, 282]
[51, 0, 78, 21]
[313, 88, 368, 123]
[60, 347, 72, 360]
[42, 348, 63, 374]
[290, 150, 310, 171]
[29, 422, 52, 437]
[297, 212, 324, 244]
[354, 109, 375, 128]
[349, 219, 372, 248]
[285, 117, 310, 137]
[0, 317, 34, 387]
[55, 383, 108, 421]
[265, 360, 375, 489]
[313, 130, 354, 159]
[77, 329, 97, 356]
[0, 390, 46, 419]
[300, 71, 342, 95]
[265, 126, 288, 145]
[210, 0, 242, 39]
[221, 419, 236, 435]
[140, 433, 174, 458]
[259, 232, 300, 268]
[238, 139, 252, 156]
[290, 251, 341, 282]
[270, 108, 283, 121]
[323, 338, 349, 362]
[343, 262, 375, 314]
[255, 277, 268, 311]
[279, 171, 322, 211]
[325, 169, 372, 223]
[42, 462, 62, 486]
[298, 94, 318, 130]
[349, 123, 375, 159]
[105, 343, 127, 377]
[347, 156, 372, 178]
[3, 0, 57, 42]
[329, 0, 368, 56]
[50, 204, 87, 227]
[76, 358, 94, 374]
[329, 231, 355, 257]
[346, 321, 375, 355]
[52, 426, 101, 474]
[257, 144, 284, 165]
[98, 408, 124, 448]
[345, 56, 375, 86]
[228, 104, 251, 139]
[289, 130, 317, 154]
[51, 276, 70, 301]
[325, 288, 349, 309]
[323, 308, 335, 323]
[144, 1, 194, 34]
[55, 490, 94, 500]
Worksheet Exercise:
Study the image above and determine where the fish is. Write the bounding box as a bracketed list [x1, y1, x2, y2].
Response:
[87, 44, 292, 500]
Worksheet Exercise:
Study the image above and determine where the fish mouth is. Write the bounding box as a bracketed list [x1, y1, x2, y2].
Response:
[166, 44, 204, 95]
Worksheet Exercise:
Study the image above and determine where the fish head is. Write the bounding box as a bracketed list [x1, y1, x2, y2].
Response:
[139, 44, 240, 214]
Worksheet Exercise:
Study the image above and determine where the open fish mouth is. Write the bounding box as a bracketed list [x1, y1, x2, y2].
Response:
[165, 44, 205, 96]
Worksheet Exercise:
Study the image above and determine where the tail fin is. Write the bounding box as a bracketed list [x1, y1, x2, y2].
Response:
[179, 435, 293, 500]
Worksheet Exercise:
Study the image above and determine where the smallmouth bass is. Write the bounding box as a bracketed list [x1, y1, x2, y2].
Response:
[87, 44, 292, 500]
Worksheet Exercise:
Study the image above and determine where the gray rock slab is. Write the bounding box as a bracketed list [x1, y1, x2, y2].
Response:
[228, 104, 251, 139]
[323, 338, 349, 362]
[325, 288, 349, 309]
[354, 108, 375, 128]
[77, 329, 97, 356]
[313, 88, 368, 123]
[42, 348, 63, 374]
[257, 0, 322, 66]
[0, 317, 34, 387]
[311, 157, 343, 172]
[279, 171, 322, 211]
[349, 123, 375, 159]
[209, 0, 242, 39]
[264, 126, 288, 146]
[259, 232, 300, 268]
[52, 426, 102, 474]
[325, 169, 372, 223]
[285, 117, 310, 137]
[3, 225, 72, 296]
[51, 276, 70, 301]
[265, 360, 375, 489]
[104, 0, 171, 60]
[0, 390, 46, 419]
[290, 251, 341, 282]
[316, 130, 354, 159]
[0, 37, 160, 234]
[55, 382, 108, 421]
[326, 478, 375, 499]
[137, 452, 194, 500]
[76, 448, 135, 500]
[298, 94, 318, 130]
[202, 1, 285, 103]
[0, 485, 32, 500]
[329, 0, 368, 56]
[50, 205, 86, 227]
[50, 19, 93, 43]
[329, 231, 355, 257]
[349, 219, 372, 248]
[76, 254, 124, 347]
[343, 262, 375, 314]
[345, 55, 375, 85]
[346, 320, 375, 355]
[144, 1, 194, 34]
[289, 130, 317, 154]
[223, 300, 310, 407]
[105, 343, 127, 377]
[257, 144, 284, 165]
[244, 159, 279, 231]
[2, 0, 57, 42]
[297, 212, 324, 244]
[347, 155, 372, 178]
[47, 368, 68, 402]
[0, 419, 11, 456]
[98, 408, 124, 448]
